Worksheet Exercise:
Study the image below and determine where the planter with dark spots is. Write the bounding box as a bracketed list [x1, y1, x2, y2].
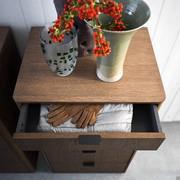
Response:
[40, 25, 78, 77]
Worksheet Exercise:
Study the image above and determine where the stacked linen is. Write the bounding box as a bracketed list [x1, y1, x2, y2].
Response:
[38, 104, 133, 132]
[38, 105, 88, 132]
[91, 104, 133, 132]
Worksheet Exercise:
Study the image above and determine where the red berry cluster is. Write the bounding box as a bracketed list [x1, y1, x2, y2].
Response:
[75, 0, 99, 20]
[100, 0, 126, 30]
[49, 0, 125, 56]
[93, 30, 111, 56]
[49, 18, 65, 42]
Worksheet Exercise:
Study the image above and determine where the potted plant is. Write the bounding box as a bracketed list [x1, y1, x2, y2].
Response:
[49, 0, 150, 82]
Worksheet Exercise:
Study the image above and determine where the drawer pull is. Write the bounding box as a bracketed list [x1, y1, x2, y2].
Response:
[79, 135, 101, 145]
[83, 161, 95, 167]
[82, 150, 96, 154]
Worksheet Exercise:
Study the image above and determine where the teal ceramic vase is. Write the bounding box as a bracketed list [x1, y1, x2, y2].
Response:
[88, 0, 151, 82]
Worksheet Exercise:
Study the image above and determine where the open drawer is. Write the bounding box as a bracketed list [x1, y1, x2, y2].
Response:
[13, 104, 165, 172]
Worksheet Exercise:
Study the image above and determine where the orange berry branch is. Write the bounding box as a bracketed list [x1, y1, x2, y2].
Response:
[49, 0, 126, 56]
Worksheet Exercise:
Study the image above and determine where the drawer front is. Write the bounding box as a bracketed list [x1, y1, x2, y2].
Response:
[13, 104, 165, 172]
[47, 155, 128, 173]
[42, 143, 134, 163]
[0, 137, 33, 172]
[51, 162, 128, 173]
[14, 104, 165, 151]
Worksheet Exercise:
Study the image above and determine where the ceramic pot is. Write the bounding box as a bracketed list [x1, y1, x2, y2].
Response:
[40, 25, 78, 76]
[87, 0, 151, 82]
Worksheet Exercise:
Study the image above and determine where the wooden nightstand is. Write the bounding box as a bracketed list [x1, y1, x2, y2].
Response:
[0, 27, 36, 172]
[13, 27, 166, 172]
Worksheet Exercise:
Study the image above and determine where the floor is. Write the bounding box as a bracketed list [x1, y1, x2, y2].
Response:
[0, 122, 180, 180]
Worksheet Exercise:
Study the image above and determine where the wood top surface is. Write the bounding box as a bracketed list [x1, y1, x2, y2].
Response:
[13, 27, 165, 104]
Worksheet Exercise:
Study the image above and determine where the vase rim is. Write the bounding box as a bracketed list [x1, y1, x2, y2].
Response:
[85, 19, 150, 34]
[85, 0, 151, 34]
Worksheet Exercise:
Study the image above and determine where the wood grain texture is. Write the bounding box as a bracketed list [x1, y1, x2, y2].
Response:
[0, 120, 35, 172]
[14, 131, 165, 151]
[0, 137, 31, 172]
[14, 133, 164, 172]
[14, 104, 165, 172]
[0, 27, 35, 172]
[0, 27, 21, 98]
[13, 27, 165, 104]
[14, 103, 165, 151]
[43, 146, 133, 172]
[0, 27, 8, 51]
[0, 27, 21, 134]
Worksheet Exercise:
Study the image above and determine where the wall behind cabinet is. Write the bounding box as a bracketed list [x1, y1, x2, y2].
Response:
[0, 0, 179, 122]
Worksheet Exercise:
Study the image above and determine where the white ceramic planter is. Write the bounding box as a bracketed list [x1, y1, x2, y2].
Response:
[40, 25, 78, 76]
